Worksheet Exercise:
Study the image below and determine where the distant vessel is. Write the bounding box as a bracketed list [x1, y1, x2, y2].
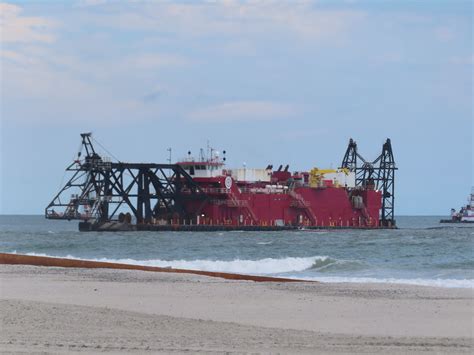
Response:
[440, 188, 474, 223]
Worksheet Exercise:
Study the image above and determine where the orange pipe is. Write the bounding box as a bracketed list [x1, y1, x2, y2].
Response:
[0, 253, 312, 283]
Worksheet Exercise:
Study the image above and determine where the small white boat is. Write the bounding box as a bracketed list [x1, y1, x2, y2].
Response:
[441, 188, 474, 223]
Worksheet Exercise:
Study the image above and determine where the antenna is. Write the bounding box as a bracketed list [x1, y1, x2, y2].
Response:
[167, 148, 172, 164]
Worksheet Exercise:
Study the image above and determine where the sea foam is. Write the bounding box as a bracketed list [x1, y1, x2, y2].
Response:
[14, 252, 325, 274]
[9, 251, 474, 288]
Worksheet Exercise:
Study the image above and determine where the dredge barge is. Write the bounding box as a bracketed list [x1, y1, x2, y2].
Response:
[46, 134, 397, 231]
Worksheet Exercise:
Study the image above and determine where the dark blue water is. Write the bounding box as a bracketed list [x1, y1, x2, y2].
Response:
[1, 215, 472, 288]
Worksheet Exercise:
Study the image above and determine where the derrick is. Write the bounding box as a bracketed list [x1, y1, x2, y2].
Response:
[45, 133, 208, 226]
[341, 138, 397, 227]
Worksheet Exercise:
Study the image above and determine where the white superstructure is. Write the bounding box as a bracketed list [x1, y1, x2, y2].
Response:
[229, 168, 272, 183]
[460, 187, 474, 222]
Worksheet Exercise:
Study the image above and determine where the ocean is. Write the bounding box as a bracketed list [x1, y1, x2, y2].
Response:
[1, 215, 472, 288]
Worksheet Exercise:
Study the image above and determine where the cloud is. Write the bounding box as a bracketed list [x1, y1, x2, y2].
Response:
[1, 48, 156, 125]
[0, 3, 57, 43]
[222, 40, 258, 57]
[188, 101, 296, 122]
[0, 49, 34, 64]
[75, 0, 108, 7]
[126, 53, 190, 70]
[84, 1, 366, 42]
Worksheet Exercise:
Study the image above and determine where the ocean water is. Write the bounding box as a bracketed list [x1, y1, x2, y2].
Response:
[0, 215, 473, 288]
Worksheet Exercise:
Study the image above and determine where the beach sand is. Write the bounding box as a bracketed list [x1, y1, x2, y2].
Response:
[0, 265, 472, 354]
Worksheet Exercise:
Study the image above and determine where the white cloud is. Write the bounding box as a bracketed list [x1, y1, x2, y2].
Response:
[76, 0, 108, 7]
[1, 47, 155, 124]
[0, 49, 35, 64]
[188, 101, 296, 122]
[0, 3, 57, 43]
[85, 1, 366, 42]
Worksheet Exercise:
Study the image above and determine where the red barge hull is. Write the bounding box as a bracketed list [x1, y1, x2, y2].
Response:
[46, 134, 397, 231]
[181, 180, 382, 229]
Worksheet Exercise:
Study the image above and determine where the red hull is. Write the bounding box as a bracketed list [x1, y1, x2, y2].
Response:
[181, 176, 382, 229]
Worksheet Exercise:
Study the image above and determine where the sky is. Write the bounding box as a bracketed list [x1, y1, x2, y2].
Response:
[0, 0, 472, 216]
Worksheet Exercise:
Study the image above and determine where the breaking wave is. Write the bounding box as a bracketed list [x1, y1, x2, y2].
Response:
[105, 256, 325, 274]
[308, 257, 367, 272]
[9, 252, 474, 288]
[15, 252, 326, 274]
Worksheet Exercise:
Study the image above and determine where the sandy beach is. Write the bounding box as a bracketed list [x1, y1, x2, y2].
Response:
[0, 265, 472, 354]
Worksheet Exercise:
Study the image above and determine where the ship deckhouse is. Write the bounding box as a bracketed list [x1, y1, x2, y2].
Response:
[178, 160, 225, 178]
[177, 147, 227, 178]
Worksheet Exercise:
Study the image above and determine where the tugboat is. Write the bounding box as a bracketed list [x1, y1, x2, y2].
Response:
[440, 188, 474, 223]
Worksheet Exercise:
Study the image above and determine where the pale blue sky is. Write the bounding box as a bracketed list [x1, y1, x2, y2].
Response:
[1, 0, 472, 215]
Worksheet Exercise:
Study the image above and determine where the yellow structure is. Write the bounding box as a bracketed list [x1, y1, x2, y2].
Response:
[309, 167, 351, 188]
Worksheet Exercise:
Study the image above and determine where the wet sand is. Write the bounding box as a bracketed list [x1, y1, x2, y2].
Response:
[0, 265, 472, 354]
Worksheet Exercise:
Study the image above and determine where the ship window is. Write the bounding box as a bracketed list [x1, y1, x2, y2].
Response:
[190, 166, 195, 175]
